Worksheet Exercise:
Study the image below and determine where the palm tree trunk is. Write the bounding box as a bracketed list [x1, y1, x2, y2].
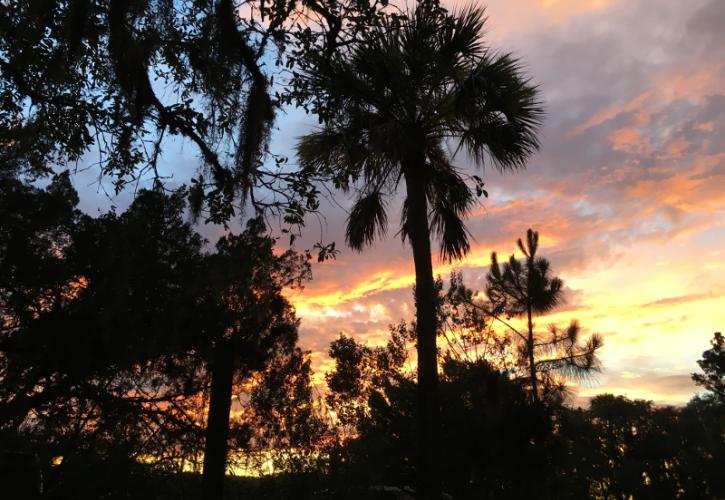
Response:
[404, 169, 442, 500]
[201, 337, 235, 500]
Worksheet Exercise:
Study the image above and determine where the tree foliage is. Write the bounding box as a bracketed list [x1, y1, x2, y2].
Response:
[297, 5, 543, 495]
[447, 229, 603, 404]
[0, 0, 387, 225]
[557, 393, 724, 499]
[323, 320, 724, 499]
[297, 3, 543, 261]
[692, 332, 725, 403]
[0, 173, 322, 499]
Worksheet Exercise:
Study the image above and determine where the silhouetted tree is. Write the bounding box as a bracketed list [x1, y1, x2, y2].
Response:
[591, 395, 678, 498]
[326, 324, 413, 433]
[439, 276, 514, 369]
[244, 347, 327, 474]
[567, 393, 723, 499]
[325, 324, 725, 499]
[0, 176, 216, 499]
[448, 230, 603, 404]
[0, 173, 81, 407]
[198, 217, 312, 500]
[0, 173, 322, 499]
[677, 394, 725, 498]
[324, 323, 556, 499]
[692, 332, 724, 403]
[1, 178, 204, 427]
[296, 5, 543, 495]
[0, 0, 388, 226]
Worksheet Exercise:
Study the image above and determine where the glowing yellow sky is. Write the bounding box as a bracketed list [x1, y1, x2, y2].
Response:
[285, 0, 725, 405]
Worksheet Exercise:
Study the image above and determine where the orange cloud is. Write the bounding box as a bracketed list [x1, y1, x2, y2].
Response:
[445, 0, 621, 41]
[573, 68, 723, 137]
[609, 127, 651, 155]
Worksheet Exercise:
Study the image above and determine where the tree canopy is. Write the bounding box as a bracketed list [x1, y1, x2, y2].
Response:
[692, 331, 725, 403]
[0, 0, 387, 225]
[0, 173, 322, 499]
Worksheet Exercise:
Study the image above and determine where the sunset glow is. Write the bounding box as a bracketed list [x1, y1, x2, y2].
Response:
[282, 0, 725, 405]
[6, 0, 724, 495]
[63, 0, 725, 406]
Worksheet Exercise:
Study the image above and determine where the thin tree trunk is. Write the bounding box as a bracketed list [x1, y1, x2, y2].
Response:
[201, 337, 235, 500]
[527, 303, 539, 403]
[404, 168, 442, 500]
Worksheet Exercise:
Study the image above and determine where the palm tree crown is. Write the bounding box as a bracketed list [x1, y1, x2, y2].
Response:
[297, 3, 544, 260]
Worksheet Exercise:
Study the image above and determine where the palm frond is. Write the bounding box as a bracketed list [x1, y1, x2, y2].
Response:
[454, 52, 544, 171]
[346, 191, 389, 251]
[296, 128, 367, 189]
[296, 2, 544, 278]
[441, 4, 487, 63]
[426, 143, 475, 215]
[430, 200, 471, 262]
[424, 155, 475, 262]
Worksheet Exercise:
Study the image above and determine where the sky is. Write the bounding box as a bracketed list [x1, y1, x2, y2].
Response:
[70, 0, 725, 405]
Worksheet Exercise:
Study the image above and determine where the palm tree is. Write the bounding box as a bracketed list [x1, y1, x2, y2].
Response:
[296, 4, 543, 497]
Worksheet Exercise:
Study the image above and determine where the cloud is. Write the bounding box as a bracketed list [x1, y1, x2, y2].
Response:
[642, 292, 716, 308]
[577, 373, 699, 406]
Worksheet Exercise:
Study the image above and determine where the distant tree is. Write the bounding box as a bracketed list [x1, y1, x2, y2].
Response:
[590, 395, 677, 498]
[296, 5, 543, 494]
[244, 346, 326, 474]
[325, 334, 378, 431]
[325, 324, 412, 433]
[558, 393, 725, 500]
[678, 394, 725, 498]
[692, 332, 724, 403]
[449, 230, 603, 404]
[438, 357, 556, 499]
[323, 290, 724, 499]
[439, 275, 514, 369]
[323, 325, 555, 499]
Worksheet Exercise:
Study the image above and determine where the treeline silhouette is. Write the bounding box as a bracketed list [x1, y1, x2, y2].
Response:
[1, 0, 723, 499]
[1, 175, 723, 499]
[0, 174, 322, 499]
